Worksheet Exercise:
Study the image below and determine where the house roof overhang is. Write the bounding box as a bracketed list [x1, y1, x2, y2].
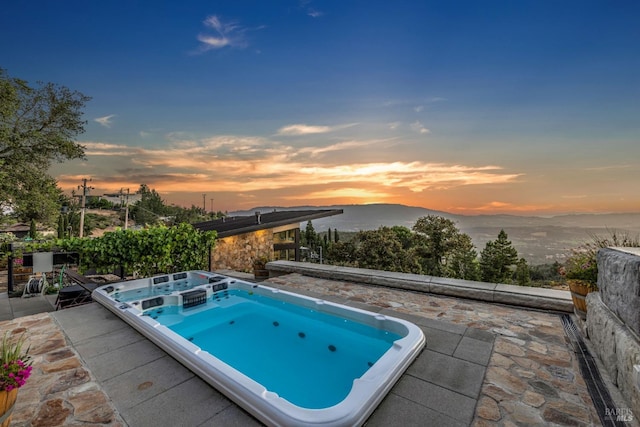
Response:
[192, 209, 343, 238]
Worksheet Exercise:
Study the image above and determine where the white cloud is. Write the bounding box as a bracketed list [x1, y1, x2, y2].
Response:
[204, 16, 230, 32]
[300, 0, 323, 17]
[197, 35, 230, 49]
[276, 123, 357, 136]
[277, 124, 332, 135]
[196, 15, 248, 51]
[410, 121, 430, 134]
[387, 122, 401, 130]
[299, 140, 373, 157]
[83, 141, 137, 156]
[94, 114, 115, 128]
[414, 105, 424, 113]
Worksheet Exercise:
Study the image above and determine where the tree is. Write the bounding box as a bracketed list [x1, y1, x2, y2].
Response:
[0, 69, 90, 222]
[514, 257, 531, 286]
[86, 197, 114, 210]
[130, 184, 167, 226]
[446, 234, 480, 281]
[303, 221, 317, 247]
[352, 227, 421, 273]
[29, 218, 37, 239]
[57, 215, 65, 238]
[390, 226, 414, 250]
[169, 204, 209, 225]
[11, 171, 65, 224]
[530, 262, 563, 283]
[480, 229, 519, 283]
[326, 240, 356, 266]
[412, 215, 477, 278]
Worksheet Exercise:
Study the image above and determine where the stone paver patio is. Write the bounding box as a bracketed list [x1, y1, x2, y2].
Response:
[2, 312, 124, 426]
[1, 272, 637, 426]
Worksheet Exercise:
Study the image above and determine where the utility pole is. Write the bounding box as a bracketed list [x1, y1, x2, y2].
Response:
[210, 198, 214, 213]
[78, 178, 94, 238]
[202, 193, 206, 212]
[120, 188, 130, 229]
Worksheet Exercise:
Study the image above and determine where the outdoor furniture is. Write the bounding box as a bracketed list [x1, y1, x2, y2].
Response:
[55, 270, 99, 310]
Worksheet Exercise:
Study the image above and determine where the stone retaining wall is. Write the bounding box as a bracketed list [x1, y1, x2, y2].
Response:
[266, 260, 573, 312]
[587, 247, 640, 419]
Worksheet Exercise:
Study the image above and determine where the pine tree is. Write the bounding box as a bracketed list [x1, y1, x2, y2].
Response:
[303, 221, 317, 247]
[57, 215, 65, 238]
[515, 258, 531, 286]
[63, 214, 69, 238]
[29, 218, 37, 239]
[480, 229, 519, 283]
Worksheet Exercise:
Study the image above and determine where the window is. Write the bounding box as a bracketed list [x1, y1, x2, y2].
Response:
[274, 229, 296, 244]
[274, 249, 296, 261]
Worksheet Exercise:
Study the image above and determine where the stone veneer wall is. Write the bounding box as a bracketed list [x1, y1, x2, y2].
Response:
[587, 247, 640, 419]
[210, 229, 274, 272]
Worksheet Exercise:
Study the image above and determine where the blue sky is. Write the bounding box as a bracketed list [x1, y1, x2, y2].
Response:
[2, 1, 639, 214]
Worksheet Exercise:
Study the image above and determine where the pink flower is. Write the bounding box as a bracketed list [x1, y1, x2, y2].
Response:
[1, 333, 33, 391]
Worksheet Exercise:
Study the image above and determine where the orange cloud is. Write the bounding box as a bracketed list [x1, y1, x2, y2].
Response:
[51, 132, 531, 211]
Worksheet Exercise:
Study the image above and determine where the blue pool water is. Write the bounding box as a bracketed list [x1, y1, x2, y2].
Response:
[147, 289, 401, 409]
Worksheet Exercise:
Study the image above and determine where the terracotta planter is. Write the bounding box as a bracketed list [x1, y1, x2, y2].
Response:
[568, 280, 597, 320]
[253, 268, 269, 281]
[0, 389, 18, 427]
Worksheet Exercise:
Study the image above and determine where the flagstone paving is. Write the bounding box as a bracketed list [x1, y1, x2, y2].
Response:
[2, 272, 637, 426]
[0, 313, 124, 427]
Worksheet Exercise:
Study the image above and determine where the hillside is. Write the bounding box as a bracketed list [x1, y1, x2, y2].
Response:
[231, 204, 640, 265]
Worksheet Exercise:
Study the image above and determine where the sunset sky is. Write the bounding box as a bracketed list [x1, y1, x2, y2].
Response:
[2, 1, 639, 215]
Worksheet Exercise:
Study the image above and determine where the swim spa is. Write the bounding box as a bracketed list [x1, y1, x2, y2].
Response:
[92, 271, 426, 427]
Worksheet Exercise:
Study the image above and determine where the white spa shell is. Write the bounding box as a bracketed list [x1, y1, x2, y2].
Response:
[92, 271, 426, 427]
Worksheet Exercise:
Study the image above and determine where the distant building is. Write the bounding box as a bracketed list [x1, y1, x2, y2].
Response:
[0, 223, 31, 239]
[100, 193, 142, 206]
[193, 209, 343, 272]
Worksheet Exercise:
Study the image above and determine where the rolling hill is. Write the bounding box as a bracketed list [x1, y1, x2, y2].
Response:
[231, 204, 640, 265]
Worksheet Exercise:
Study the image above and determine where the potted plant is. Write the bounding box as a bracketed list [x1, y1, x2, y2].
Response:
[561, 230, 640, 320]
[1, 331, 32, 427]
[561, 249, 598, 320]
[253, 255, 270, 281]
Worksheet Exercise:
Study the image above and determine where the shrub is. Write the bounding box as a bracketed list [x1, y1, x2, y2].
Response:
[562, 230, 640, 291]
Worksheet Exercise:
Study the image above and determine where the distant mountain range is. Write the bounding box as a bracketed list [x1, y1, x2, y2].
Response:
[230, 204, 640, 265]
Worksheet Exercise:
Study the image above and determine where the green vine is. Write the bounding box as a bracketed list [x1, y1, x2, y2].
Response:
[1, 238, 57, 260]
[57, 224, 216, 277]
